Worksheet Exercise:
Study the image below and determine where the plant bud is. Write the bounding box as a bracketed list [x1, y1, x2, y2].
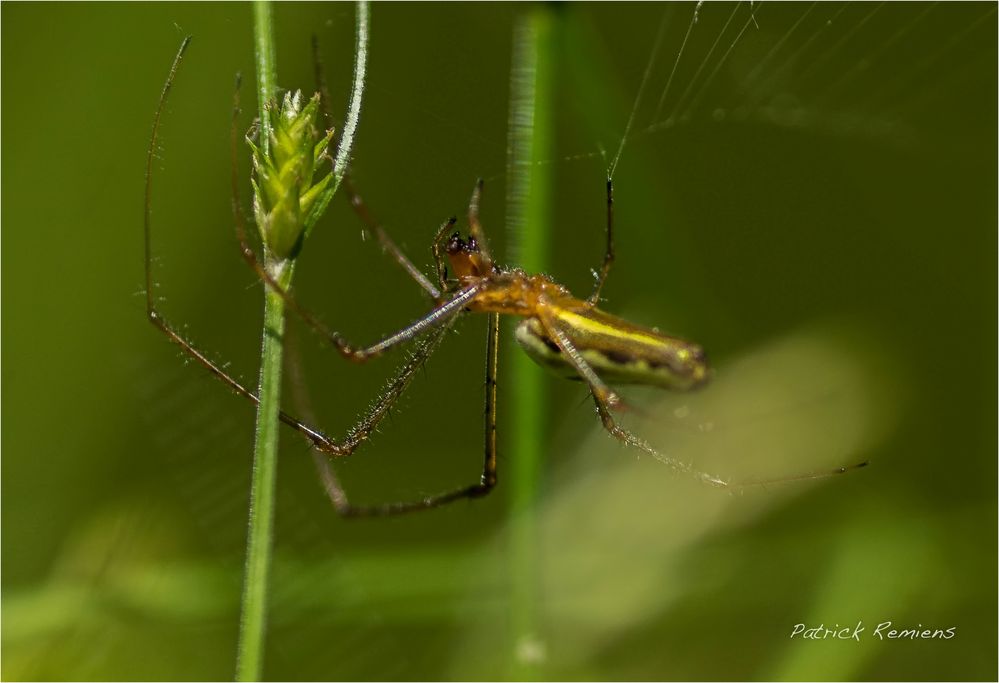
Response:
[248, 91, 335, 261]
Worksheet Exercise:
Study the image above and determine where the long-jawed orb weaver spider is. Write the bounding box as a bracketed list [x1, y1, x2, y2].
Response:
[145, 40, 865, 518]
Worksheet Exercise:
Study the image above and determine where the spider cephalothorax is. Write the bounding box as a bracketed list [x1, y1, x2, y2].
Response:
[445, 231, 491, 281]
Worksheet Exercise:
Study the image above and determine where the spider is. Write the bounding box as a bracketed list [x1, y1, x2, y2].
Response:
[144, 39, 864, 518]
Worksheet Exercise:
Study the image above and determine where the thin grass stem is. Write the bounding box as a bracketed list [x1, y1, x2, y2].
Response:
[236, 2, 282, 681]
[332, 0, 368, 184]
[236, 3, 369, 679]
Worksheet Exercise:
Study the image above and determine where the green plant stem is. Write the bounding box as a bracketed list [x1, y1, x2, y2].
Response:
[304, 0, 369, 240]
[252, 0, 276, 157]
[236, 3, 369, 680]
[237, 278, 289, 682]
[506, 6, 555, 679]
[332, 0, 368, 184]
[236, 2, 281, 680]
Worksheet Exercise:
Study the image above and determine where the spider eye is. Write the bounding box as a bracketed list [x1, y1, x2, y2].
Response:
[446, 231, 465, 255]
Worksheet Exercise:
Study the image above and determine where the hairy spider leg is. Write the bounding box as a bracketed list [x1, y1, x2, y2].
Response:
[534, 306, 724, 485]
[534, 302, 867, 490]
[145, 40, 464, 472]
[311, 312, 501, 517]
[588, 177, 616, 305]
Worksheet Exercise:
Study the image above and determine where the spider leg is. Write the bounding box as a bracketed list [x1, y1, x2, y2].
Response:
[536, 312, 867, 489]
[343, 174, 443, 300]
[467, 178, 495, 268]
[587, 176, 616, 305]
[314, 312, 501, 517]
[535, 310, 731, 487]
[352, 288, 479, 359]
[590, 387, 866, 491]
[311, 35, 445, 300]
[721, 461, 870, 492]
[321, 317, 458, 457]
[431, 215, 457, 294]
[536, 307, 621, 408]
[312, 34, 334, 127]
[230, 76, 475, 361]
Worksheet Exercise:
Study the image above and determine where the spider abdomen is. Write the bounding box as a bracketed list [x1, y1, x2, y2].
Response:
[514, 308, 709, 391]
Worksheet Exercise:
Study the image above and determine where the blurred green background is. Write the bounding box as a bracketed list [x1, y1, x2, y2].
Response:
[2, 3, 996, 680]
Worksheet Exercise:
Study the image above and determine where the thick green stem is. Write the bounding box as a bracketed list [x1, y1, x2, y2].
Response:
[506, 6, 555, 679]
[236, 2, 281, 680]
